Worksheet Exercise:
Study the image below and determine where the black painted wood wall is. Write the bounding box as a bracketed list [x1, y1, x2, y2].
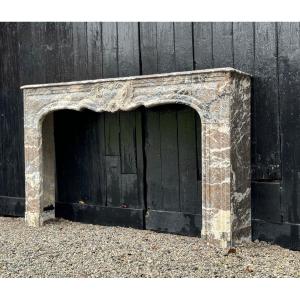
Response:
[0, 22, 300, 248]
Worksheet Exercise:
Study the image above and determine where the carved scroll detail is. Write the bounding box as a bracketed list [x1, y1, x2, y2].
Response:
[90, 81, 134, 112]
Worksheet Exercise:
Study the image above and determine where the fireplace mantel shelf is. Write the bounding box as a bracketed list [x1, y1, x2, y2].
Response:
[21, 67, 250, 90]
[23, 67, 251, 248]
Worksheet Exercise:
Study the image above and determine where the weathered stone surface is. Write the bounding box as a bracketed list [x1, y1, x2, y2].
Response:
[21, 67, 251, 248]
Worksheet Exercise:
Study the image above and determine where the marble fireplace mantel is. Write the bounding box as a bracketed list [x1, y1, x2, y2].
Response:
[21, 68, 251, 248]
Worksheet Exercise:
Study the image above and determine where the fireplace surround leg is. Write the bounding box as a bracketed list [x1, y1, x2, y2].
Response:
[24, 125, 43, 226]
[200, 120, 251, 247]
[201, 122, 232, 247]
[24, 113, 56, 226]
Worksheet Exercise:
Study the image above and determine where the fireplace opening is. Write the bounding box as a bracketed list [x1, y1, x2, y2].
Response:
[43, 104, 202, 236]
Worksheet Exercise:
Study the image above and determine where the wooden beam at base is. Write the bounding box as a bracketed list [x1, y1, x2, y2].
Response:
[55, 202, 144, 229]
[145, 210, 201, 237]
[252, 219, 300, 250]
[0, 196, 25, 217]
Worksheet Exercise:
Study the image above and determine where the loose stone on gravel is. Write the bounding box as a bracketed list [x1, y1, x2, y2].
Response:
[0, 217, 299, 278]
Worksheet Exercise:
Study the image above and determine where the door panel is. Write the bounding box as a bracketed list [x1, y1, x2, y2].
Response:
[160, 107, 180, 211]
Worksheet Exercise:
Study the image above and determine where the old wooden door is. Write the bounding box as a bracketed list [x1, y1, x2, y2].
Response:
[54, 105, 201, 236]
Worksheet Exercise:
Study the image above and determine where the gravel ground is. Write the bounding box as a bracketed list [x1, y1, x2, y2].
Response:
[0, 217, 299, 278]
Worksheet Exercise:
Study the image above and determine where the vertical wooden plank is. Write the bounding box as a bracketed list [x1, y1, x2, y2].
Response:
[144, 108, 162, 210]
[45, 22, 59, 83]
[77, 111, 104, 205]
[174, 22, 193, 71]
[117, 22, 140, 76]
[106, 156, 121, 207]
[17, 22, 34, 85]
[135, 109, 145, 208]
[278, 22, 300, 223]
[104, 110, 121, 208]
[120, 111, 137, 174]
[253, 22, 281, 180]
[177, 107, 199, 213]
[119, 110, 141, 209]
[74, 112, 88, 205]
[0, 24, 4, 196]
[31, 23, 48, 84]
[160, 106, 180, 211]
[139, 22, 158, 74]
[87, 22, 103, 79]
[102, 22, 118, 78]
[96, 113, 107, 205]
[157, 22, 176, 73]
[73, 22, 88, 80]
[233, 22, 254, 74]
[104, 112, 120, 156]
[121, 174, 139, 208]
[54, 111, 81, 204]
[193, 22, 213, 69]
[56, 22, 74, 82]
[212, 22, 234, 67]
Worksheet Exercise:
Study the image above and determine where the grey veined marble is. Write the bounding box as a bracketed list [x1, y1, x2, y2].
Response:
[21, 68, 251, 248]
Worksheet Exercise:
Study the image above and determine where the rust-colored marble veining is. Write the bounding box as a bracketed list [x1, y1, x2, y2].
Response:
[21, 67, 251, 248]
